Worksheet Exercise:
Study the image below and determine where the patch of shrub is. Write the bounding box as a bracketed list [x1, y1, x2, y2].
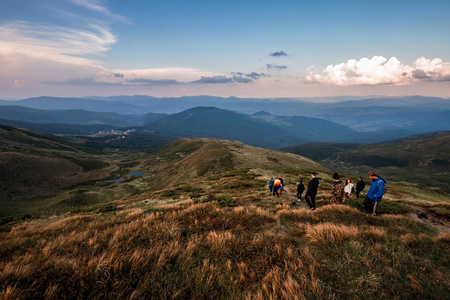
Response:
[68, 157, 109, 171]
[427, 203, 450, 217]
[219, 153, 234, 170]
[97, 204, 117, 213]
[144, 207, 166, 214]
[267, 156, 280, 164]
[179, 186, 204, 193]
[216, 196, 237, 207]
[240, 181, 251, 187]
[208, 174, 222, 180]
[197, 164, 212, 176]
[221, 182, 240, 189]
[188, 192, 202, 198]
[161, 190, 178, 197]
[195, 193, 217, 204]
[345, 197, 413, 215]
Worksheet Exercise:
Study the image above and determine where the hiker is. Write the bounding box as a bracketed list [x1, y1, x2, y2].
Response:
[297, 179, 305, 202]
[355, 176, 366, 199]
[364, 171, 387, 216]
[344, 178, 354, 200]
[330, 173, 345, 204]
[305, 172, 319, 210]
[273, 177, 282, 197]
[268, 177, 274, 193]
[278, 175, 284, 195]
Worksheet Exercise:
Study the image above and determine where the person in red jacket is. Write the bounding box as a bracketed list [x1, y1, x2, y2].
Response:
[273, 177, 282, 197]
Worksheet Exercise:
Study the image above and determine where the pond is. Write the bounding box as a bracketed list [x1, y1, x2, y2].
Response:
[128, 171, 144, 176]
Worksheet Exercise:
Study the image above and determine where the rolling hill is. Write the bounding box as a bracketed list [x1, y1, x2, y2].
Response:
[1, 132, 449, 299]
[0, 125, 115, 204]
[137, 137, 329, 191]
[281, 131, 450, 193]
[0, 125, 326, 219]
[143, 107, 308, 148]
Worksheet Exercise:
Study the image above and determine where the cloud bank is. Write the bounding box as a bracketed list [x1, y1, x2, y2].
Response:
[307, 56, 450, 86]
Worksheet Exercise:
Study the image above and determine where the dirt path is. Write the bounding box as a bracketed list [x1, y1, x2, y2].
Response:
[405, 211, 450, 234]
[277, 186, 310, 209]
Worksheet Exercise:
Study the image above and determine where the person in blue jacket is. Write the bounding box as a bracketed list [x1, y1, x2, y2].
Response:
[364, 171, 386, 216]
[268, 177, 274, 193]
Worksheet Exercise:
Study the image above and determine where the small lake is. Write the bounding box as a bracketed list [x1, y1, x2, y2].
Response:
[110, 177, 125, 183]
[110, 171, 145, 183]
[128, 171, 144, 176]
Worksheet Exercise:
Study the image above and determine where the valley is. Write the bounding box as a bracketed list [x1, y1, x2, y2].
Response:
[1, 134, 449, 299]
[0, 97, 449, 299]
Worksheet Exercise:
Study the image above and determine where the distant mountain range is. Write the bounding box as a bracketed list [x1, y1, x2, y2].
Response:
[142, 107, 415, 148]
[0, 105, 417, 147]
[0, 106, 143, 127]
[1, 95, 449, 134]
[0, 118, 115, 135]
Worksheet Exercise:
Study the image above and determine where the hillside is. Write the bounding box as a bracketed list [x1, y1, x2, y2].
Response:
[143, 107, 308, 148]
[0, 125, 119, 215]
[138, 137, 329, 191]
[0, 106, 141, 127]
[250, 112, 358, 142]
[281, 131, 450, 194]
[1, 136, 449, 299]
[143, 106, 399, 148]
[0, 129, 325, 219]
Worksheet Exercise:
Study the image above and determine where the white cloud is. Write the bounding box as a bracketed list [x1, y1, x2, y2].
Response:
[306, 56, 413, 86]
[0, 21, 115, 67]
[306, 56, 450, 86]
[413, 57, 450, 82]
[66, 0, 129, 23]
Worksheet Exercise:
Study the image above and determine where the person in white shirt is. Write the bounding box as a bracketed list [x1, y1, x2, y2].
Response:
[344, 178, 354, 201]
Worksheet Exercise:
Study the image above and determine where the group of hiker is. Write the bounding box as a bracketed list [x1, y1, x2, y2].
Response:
[269, 171, 387, 215]
[268, 176, 284, 197]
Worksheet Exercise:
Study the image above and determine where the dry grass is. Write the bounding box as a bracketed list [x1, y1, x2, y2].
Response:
[304, 223, 359, 244]
[1, 167, 449, 299]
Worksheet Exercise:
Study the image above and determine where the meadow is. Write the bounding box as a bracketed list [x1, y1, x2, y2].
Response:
[1, 167, 449, 299]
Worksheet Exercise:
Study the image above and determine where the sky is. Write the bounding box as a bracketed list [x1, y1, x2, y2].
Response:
[1, 0, 450, 100]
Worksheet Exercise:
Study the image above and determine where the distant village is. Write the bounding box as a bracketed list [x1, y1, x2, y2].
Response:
[94, 129, 136, 139]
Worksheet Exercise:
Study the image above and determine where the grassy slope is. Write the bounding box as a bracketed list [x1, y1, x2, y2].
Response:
[0, 125, 144, 218]
[281, 131, 450, 194]
[1, 140, 449, 299]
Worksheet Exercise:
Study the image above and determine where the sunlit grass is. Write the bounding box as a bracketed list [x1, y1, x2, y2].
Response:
[1, 168, 449, 299]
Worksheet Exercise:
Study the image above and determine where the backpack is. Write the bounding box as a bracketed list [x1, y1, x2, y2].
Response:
[379, 177, 387, 194]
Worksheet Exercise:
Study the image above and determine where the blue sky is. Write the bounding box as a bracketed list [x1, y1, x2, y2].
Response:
[1, 0, 450, 99]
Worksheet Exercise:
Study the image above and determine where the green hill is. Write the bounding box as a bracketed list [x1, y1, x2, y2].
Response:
[281, 131, 450, 194]
[0, 125, 114, 215]
[144, 107, 307, 148]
